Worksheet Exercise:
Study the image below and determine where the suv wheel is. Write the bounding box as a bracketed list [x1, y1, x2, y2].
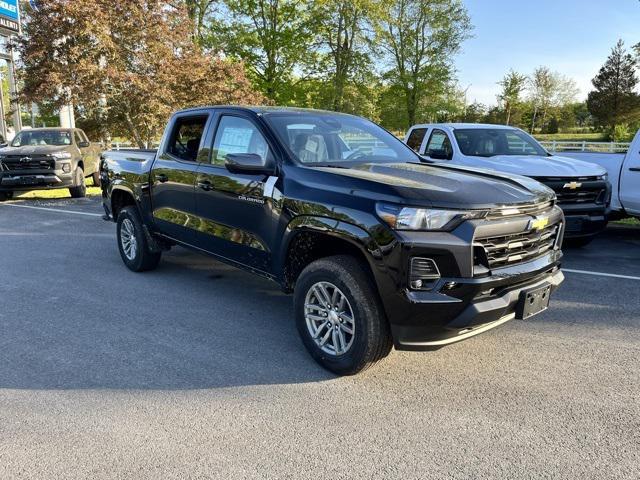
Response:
[116, 206, 161, 272]
[91, 171, 101, 187]
[69, 167, 87, 198]
[294, 255, 392, 375]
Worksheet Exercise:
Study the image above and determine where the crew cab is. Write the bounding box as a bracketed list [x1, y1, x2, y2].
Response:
[558, 129, 640, 221]
[404, 123, 611, 245]
[101, 107, 565, 375]
[0, 127, 100, 201]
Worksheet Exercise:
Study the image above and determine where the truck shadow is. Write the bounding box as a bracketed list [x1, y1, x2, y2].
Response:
[0, 247, 336, 390]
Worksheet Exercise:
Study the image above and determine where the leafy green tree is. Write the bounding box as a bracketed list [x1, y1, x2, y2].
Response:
[497, 70, 527, 125]
[528, 66, 578, 132]
[211, 0, 316, 103]
[587, 40, 640, 129]
[179, 0, 218, 45]
[373, 0, 472, 128]
[314, 0, 375, 111]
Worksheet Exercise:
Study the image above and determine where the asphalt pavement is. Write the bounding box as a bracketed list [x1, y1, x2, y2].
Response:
[0, 197, 638, 479]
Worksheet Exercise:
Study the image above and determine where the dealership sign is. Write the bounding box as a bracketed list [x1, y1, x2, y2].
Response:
[0, 0, 19, 33]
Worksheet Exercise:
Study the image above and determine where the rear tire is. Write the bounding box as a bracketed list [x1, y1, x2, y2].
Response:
[69, 167, 87, 198]
[116, 206, 161, 272]
[91, 171, 101, 187]
[294, 255, 393, 375]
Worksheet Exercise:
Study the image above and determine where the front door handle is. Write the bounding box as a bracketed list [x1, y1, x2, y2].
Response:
[197, 180, 213, 191]
[629, 167, 640, 172]
[156, 173, 168, 183]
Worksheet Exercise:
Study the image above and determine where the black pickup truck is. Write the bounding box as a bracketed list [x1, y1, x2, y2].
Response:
[0, 127, 101, 200]
[100, 106, 565, 375]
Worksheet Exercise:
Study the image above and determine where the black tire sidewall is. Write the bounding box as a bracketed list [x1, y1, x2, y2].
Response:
[69, 167, 86, 198]
[116, 207, 146, 271]
[294, 257, 388, 375]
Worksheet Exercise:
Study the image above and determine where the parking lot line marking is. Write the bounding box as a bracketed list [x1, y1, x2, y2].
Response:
[0, 203, 103, 217]
[564, 268, 640, 281]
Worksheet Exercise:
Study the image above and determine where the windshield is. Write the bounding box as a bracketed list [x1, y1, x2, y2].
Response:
[265, 113, 420, 165]
[11, 130, 72, 147]
[453, 128, 548, 157]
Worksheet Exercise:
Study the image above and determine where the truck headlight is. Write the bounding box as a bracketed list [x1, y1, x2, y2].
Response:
[52, 151, 72, 160]
[376, 203, 486, 231]
[598, 173, 608, 182]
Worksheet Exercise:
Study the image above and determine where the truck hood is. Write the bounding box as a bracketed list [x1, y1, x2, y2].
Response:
[0, 145, 71, 155]
[308, 162, 555, 209]
[458, 154, 607, 178]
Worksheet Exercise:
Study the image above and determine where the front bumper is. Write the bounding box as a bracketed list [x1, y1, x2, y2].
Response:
[560, 203, 609, 238]
[391, 254, 564, 350]
[0, 170, 74, 191]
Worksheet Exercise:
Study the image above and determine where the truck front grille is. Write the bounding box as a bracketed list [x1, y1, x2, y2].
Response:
[534, 176, 607, 206]
[0, 155, 55, 172]
[475, 223, 560, 269]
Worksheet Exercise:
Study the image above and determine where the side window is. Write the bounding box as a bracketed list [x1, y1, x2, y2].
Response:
[406, 128, 427, 152]
[211, 116, 269, 166]
[425, 129, 453, 160]
[166, 115, 208, 162]
[74, 131, 84, 145]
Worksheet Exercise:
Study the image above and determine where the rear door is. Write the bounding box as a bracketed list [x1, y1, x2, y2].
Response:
[193, 111, 278, 273]
[150, 112, 212, 244]
[619, 145, 640, 215]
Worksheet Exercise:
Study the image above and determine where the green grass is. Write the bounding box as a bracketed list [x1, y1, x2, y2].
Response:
[613, 217, 640, 227]
[534, 133, 608, 142]
[14, 179, 101, 200]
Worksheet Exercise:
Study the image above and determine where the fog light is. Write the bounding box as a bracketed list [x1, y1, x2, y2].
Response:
[62, 163, 71, 173]
[409, 257, 440, 290]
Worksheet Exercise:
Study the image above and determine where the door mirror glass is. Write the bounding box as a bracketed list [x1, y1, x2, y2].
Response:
[225, 153, 274, 175]
[78, 141, 90, 148]
[427, 149, 450, 160]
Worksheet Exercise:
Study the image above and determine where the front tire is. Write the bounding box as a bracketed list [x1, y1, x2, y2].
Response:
[91, 171, 101, 187]
[294, 255, 392, 375]
[116, 206, 161, 272]
[564, 236, 595, 248]
[69, 167, 87, 198]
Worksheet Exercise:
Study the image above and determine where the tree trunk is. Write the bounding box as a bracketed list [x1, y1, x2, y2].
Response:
[530, 105, 538, 133]
[124, 112, 145, 149]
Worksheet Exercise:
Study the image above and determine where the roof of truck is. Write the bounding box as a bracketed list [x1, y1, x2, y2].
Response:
[409, 123, 518, 130]
[176, 105, 355, 116]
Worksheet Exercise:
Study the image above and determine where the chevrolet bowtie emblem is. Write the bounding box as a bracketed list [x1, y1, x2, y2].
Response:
[529, 216, 549, 231]
[563, 181, 582, 190]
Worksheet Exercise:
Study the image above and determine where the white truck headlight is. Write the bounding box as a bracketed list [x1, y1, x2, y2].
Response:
[376, 203, 486, 231]
[52, 151, 72, 160]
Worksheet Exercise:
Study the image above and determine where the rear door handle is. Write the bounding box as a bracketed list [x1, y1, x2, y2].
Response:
[156, 173, 168, 183]
[197, 180, 213, 191]
[629, 167, 640, 172]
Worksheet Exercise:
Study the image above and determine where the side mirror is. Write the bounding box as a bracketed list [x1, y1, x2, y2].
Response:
[427, 149, 451, 160]
[225, 153, 275, 175]
[78, 141, 90, 148]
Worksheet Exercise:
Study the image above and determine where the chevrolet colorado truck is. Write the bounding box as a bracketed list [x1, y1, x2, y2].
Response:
[404, 123, 611, 246]
[0, 127, 100, 200]
[100, 107, 565, 375]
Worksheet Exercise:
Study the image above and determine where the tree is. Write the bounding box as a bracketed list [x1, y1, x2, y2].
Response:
[211, 0, 316, 103]
[314, 0, 374, 111]
[528, 66, 578, 132]
[373, 0, 472, 128]
[587, 40, 640, 129]
[17, 0, 261, 147]
[497, 70, 527, 125]
[180, 0, 217, 45]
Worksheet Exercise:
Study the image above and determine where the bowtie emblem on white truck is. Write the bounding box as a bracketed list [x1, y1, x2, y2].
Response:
[563, 181, 582, 190]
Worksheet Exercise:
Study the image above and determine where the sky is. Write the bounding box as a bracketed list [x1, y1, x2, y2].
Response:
[456, 0, 640, 106]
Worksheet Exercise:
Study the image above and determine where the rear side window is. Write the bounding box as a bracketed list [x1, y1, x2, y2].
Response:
[425, 129, 453, 160]
[211, 116, 270, 166]
[406, 128, 427, 152]
[166, 115, 208, 162]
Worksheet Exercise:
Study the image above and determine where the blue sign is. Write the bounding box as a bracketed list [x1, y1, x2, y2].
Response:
[0, 0, 18, 21]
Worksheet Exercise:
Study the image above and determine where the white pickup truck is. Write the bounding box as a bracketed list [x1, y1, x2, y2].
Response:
[404, 123, 611, 245]
[554, 130, 640, 221]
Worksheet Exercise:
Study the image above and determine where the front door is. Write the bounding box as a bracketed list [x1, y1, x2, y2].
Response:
[193, 113, 279, 273]
[150, 113, 211, 244]
[620, 147, 640, 215]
